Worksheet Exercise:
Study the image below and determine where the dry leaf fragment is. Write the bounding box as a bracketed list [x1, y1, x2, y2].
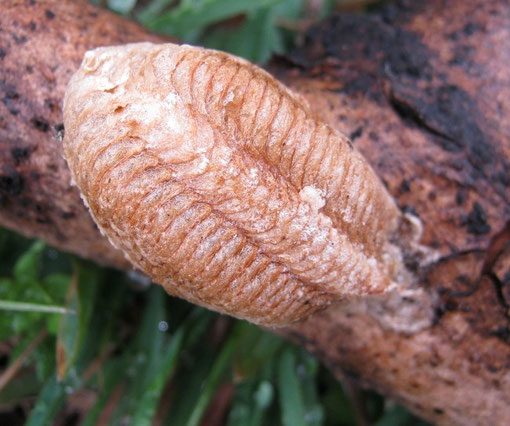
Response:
[63, 42, 407, 326]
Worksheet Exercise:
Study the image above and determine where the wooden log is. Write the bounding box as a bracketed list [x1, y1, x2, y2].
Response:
[0, 0, 166, 268]
[0, 0, 509, 424]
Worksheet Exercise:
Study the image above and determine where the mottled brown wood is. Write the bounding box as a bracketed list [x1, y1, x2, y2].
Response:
[0, 0, 509, 425]
[274, 1, 510, 424]
[0, 0, 168, 268]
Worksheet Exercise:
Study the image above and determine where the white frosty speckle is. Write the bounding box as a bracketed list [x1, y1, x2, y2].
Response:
[128, 101, 164, 125]
[82, 51, 99, 73]
[195, 155, 209, 173]
[164, 92, 179, 107]
[223, 89, 235, 105]
[299, 186, 325, 211]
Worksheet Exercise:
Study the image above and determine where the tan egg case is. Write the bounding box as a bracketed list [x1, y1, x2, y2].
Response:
[63, 42, 405, 326]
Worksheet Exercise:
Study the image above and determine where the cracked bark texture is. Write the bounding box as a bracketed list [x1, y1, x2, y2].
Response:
[0, 0, 509, 424]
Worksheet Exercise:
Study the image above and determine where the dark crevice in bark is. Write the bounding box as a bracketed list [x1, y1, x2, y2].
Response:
[482, 221, 510, 343]
[388, 90, 459, 145]
[483, 220, 510, 274]
[488, 271, 510, 343]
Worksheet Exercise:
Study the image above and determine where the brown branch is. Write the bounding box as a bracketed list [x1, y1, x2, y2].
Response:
[0, 329, 47, 393]
[0, 0, 509, 425]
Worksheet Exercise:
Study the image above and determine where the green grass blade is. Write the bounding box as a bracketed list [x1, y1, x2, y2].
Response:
[131, 285, 165, 354]
[13, 241, 45, 285]
[81, 286, 170, 426]
[233, 322, 284, 377]
[0, 300, 72, 314]
[224, 7, 278, 63]
[131, 327, 185, 425]
[162, 347, 214, 425]
[137, 0, 175, 23]
[185, 331, 237, 426]
[13, 241, 57, 305]
[0, 369, 41, 405]
[375, 404, 431, 426]
[107, 0, 137, 14]
[278, 349, 307, 426]
[106, 286, 166, 424]
[81, 359, 129, 426]
[251, 380, 275, 426]
[201, 0, 305, 63]
[75, 271, 127, 372]
[56, 262, 99, 380]
[42, 273, 71, 306]
[145, 0, 282, 39]
[25, 375, 66, 426]
[296, 351, 323, 426]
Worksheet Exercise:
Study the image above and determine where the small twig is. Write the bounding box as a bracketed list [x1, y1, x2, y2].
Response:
[81, 343, 116, 383]
[275, 17, 315, 33]
[343, 378, 370, 426]
[199, 382, 234, 426]
[0, 329, 48, 393]
[96, 383, 125, 426]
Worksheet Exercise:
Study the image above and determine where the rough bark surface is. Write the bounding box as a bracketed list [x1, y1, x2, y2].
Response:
[0, 0, 166, 268]
[0, 0, 509, 425]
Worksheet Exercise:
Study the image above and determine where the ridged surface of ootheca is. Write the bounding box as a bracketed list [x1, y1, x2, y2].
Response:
[63, 43, 403, 325]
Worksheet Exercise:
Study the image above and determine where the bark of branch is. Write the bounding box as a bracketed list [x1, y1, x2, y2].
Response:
[1, 1, 509, 425]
